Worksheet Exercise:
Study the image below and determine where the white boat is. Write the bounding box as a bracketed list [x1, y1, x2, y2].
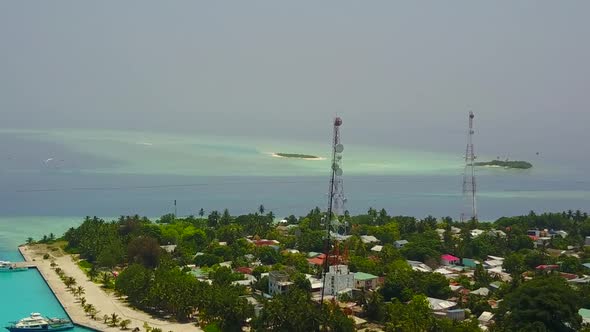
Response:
[5, 313, 73, 331]
[0, 261, 27, 272]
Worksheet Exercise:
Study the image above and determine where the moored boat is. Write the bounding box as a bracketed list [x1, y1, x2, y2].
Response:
[0, 261, 28, 272]
[5, 313, 74, 331]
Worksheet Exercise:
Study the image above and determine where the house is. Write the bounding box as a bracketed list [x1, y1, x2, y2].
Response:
[243, 296, 263, 317]
[471, 287, 490, 296]
[478, 311, 494, 327]
[268, 270, 293, 296]
[484, 259, 504, 269]
[585, 236, 590, 246]
[252, 239, 280, 247]
[441, 254, 460, 266]
[232, 275, 256, 287]
[408, 260, 433, 273]
[488, 229, 506, 237]
[308, 251, 322, 258]
[583, 263, 590, 270]
[427, 297, 458, 312]
[446, 309, 466, 321]
[370, 245, 383, 253]
[235, 266, 253, 275]
[579, 309, 590, 325]
[322, 265, 355, 296]
[360, 235, 379, 244]
[305, 274, 324, 292]
[354, 272, 379, 290]
[394, 240, 409, 249]
[470, 229, 484, 238]
[160, 244, 177, 253]
[535, 264, 559, 271]
[307, 253, 327, 267]
[462, 258, 480, 269]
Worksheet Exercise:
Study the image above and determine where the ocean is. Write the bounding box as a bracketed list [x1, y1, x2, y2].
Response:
[0, 128, 589, 250]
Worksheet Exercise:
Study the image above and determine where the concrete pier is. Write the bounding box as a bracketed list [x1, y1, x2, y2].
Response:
[19, 246, 201, 331]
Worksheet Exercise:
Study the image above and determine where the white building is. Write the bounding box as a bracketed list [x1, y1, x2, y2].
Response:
[322, 265, 354, 297]
[268, 270, 293, 296]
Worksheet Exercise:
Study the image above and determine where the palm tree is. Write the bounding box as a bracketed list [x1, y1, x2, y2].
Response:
[83, 303, 94, 314]
[76, 286, 85, 298]
[110, 313, 120, 327]
[89, 309, 99, 320]
[103, 314, 109, 324]
[101, 273, 112, 288]
[88, 266, 99, 281]
[143, 322, 152, 332]
[199, 208, 205, 218]
[64, 277, 76, 290]
[119, 319, 132, 330]
[79, 297, 86, 307]
[259, 204, 265, 214]
[26, 237, 34, 245]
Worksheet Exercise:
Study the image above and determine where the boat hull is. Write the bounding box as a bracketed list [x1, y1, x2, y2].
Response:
[5, 324, 74, 331]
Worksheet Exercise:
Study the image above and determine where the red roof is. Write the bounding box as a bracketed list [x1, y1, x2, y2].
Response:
[307, 257, 325, 266]
[535, 264, 559, 270]
[235, 267, 253, 275]
[528, 235, 539, 241]
[441, 254, 460, 262]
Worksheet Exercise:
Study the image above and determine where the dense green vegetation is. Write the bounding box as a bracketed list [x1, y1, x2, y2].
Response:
[44, 207, 590, 331]
[275, 152, 320, 159]
[473, 160, 533, 169]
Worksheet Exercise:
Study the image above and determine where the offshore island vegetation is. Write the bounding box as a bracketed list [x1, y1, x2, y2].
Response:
[25, 208, 590, 331]
[272, 152, 324, 160]
[473, 160, 533, 169]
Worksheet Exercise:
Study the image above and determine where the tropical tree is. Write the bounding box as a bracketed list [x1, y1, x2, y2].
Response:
[75, 286, 85, 298]
[88, 266, 99, 281]
[26, 237, 34, 245]
[110, 313, 120, 327]
[199, 208, 205, 218]
[119, 319, 132, 330]
[64, 277, 77, 290]
[495, 276, 582, 331]
[258, 205, 265, 214]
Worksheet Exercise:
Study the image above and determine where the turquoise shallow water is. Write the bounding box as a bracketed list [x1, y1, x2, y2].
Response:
[0, 253, 92, 332]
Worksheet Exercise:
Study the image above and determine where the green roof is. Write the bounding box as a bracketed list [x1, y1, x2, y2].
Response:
[579, 308, 590, 319]
[354, 272, 378, 281]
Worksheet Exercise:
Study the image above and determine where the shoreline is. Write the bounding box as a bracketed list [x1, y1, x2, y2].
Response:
[18, 245, 201, 332]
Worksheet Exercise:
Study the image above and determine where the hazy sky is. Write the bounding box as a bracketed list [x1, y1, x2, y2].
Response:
[1, 1, 589, 159]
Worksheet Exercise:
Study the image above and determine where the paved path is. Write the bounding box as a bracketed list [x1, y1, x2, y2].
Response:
[19, 246, 201, 332]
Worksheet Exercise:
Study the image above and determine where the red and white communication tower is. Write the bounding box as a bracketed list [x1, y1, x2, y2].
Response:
[461, 111, 477, 222]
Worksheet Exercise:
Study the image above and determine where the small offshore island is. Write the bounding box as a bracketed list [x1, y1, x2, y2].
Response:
[473, 160, 533, 169]
[272, 152, 324, 160]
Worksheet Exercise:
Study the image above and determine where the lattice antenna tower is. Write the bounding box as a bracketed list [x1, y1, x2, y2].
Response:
[330, 117, 346, 234]
[321, 116, 346, 305]
[461, 111, 477, 222]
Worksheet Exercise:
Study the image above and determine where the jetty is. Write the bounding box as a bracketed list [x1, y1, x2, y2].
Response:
[18, 246, 201, 332]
